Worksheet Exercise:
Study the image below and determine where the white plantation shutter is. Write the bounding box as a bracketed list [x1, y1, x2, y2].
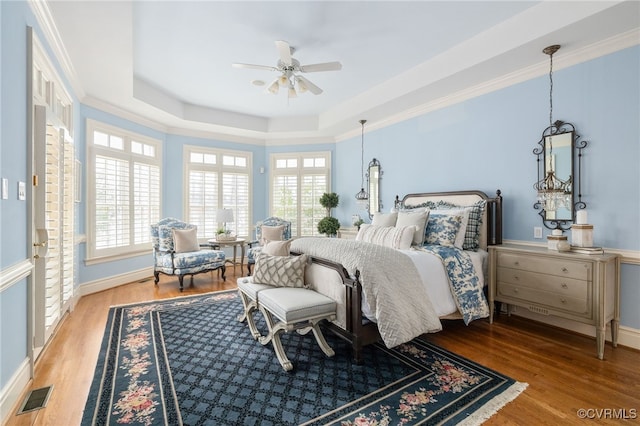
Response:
[88, 120, 161, 260]
[95, 155, 130, 249]
[301, 174, 327, 236]
[133, 162, 160, 244]
[223, 172, 249, 237]
[185, 147, 252, 239]
[271, 152, 331, 237]
[61, 141, 75, 305]
[272, 175, 298, 235]
[188, 170, 219, 238]
[44, 127, 61, 330]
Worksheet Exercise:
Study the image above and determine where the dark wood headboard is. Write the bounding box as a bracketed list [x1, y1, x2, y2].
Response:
[395, 189, 503, 248]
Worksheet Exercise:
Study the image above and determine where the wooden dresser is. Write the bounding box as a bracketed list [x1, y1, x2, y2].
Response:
[488, 243, 620, 359]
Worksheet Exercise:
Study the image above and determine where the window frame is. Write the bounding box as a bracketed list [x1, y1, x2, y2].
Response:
[183, 145, 253, 240]
[269, 151, 332, 237]
[86, 119, 162, 264]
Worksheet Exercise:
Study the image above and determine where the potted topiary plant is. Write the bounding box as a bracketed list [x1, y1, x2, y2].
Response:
[318, 192, 341, 237]
[319, 192, 339, 217]
[317, 216, 341, 237]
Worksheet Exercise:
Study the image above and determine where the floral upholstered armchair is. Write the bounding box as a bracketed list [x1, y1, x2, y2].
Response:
[151, 218, 226, 291]
[246, 217, 292, 275]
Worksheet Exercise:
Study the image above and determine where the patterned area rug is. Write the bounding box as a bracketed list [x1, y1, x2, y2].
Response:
[82, 290, 526, 425]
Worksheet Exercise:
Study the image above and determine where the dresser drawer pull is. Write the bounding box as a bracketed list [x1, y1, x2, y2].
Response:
[561, 283, 568, 289]
[513, 288, 519, 293]
[562, 267, 569, 273]
[514, 261, 520, 266]
[561, 299, 567, 304]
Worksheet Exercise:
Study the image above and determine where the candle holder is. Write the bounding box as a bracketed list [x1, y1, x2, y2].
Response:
[571, 224, 594, 247]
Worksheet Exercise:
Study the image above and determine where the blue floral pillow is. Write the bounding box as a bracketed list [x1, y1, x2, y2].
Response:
[436, 200, 486, 250]
[424, 213, 463, 247]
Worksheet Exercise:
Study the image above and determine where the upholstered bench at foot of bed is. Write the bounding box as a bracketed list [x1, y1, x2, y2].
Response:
[258, 287, 337, 371]
[237, 279, 337, 371]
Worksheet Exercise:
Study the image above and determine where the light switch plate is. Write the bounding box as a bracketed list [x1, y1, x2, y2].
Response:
[18, 181, 26, 201]
[1, 178, 7, 199]
[534, 227, 543, 239]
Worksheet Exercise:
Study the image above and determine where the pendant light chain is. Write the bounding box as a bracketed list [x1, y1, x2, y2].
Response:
[355, 119, 369, 204]
[360, 120, 366, 189]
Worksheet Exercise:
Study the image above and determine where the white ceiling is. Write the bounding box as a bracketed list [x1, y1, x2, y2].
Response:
[42, 1, 639, 143]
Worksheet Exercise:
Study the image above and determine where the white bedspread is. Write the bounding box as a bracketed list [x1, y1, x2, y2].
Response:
[291, 237, 442, 348]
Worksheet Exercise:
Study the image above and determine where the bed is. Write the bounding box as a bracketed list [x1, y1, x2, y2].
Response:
[290, 189, 503, 363]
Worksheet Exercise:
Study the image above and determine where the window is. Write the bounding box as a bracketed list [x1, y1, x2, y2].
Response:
[87, 120, 161, 262]
[271, 152, 331, 237]
[185, 146, 251, 239]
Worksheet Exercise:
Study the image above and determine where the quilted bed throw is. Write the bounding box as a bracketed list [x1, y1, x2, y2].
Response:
[291, 237, 442, 347]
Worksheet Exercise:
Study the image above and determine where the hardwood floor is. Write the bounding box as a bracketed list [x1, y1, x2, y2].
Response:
[6, 270, 639, 425]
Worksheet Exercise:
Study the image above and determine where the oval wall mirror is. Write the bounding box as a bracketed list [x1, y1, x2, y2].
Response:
[366, 158, 382, 218]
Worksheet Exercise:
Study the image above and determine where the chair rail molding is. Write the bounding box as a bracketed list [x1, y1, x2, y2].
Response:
[0, 260, 33, 293]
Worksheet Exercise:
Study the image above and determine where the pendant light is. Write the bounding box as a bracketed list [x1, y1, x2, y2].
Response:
[355, 120, 369, 206]
[534, 45, 572, 212]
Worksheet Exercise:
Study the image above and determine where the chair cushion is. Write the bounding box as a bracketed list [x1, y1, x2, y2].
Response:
[258, 287, 336, 323]
[172, 250, 225, 269]
[173, 227, 200, 253]
[253, 253, 307, 288]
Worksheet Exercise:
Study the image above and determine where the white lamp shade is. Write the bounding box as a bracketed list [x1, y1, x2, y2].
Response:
[217, 208, 234, 223]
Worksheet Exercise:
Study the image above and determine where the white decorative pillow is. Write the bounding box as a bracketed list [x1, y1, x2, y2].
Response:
[261, 240, 292, 256]
[172, 227, 200, 253]
[356, 224, 415, 250]
[397, 208, 430, 245]
[424, 213, 464, 247]
[371, 212, 398, 227]
[253, 253, 308, 288]
[260, 225, 285, 245]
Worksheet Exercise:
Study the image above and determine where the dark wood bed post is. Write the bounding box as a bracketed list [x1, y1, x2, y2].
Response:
[487, 189, 503, 245]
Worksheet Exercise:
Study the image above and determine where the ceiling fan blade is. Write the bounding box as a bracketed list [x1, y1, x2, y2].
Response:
[296, 75, 323, 95]
[232, 63, 277, 72]
[275, 40, 292, 66]
[299, 61, 342, 73]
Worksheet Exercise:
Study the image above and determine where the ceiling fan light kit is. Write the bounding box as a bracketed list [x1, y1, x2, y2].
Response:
[233, 40, 341, 98]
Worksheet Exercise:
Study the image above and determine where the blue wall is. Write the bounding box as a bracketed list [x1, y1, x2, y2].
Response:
[1, 0, 638, 396]
[334, 46, 640, 329]
[335, 46, 640, 251]
[1, 1, 35, 390]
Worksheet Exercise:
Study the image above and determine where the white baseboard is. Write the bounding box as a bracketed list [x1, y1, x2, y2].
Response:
[78, 267, 154, 296]
[618, 326, 640, 350]
[510, 309, 640, 351]
[0, 358, 30, 425]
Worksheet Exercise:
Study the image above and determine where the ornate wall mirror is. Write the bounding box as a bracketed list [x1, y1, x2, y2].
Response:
[366, 158, 382, 218]
[534, 120, 587, 230]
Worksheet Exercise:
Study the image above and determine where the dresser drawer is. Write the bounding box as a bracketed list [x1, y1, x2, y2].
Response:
[497, 282, 590, 315]
[496, 267, 589, 299]
[497, 252, 591, 280]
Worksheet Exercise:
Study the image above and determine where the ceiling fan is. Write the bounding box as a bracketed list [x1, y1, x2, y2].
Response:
[232, 40, 342, 98]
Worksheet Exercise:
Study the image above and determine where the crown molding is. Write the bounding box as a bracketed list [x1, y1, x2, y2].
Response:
[28, 0, 84, 99]
[344, 28, 640, 143]
[52, 4, 637, 148]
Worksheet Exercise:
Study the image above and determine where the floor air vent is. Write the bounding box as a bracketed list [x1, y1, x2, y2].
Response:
[17, 385, 53, 414]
